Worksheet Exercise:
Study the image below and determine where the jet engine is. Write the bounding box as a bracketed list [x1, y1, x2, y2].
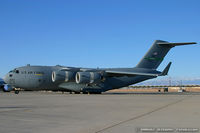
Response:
[3, 84, 13, 92]
[52, 71, 76, 82]
[75, 72, 102, 84]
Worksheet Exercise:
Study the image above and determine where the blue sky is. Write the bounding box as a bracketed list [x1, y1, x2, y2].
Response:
[0, 0, 199, 78]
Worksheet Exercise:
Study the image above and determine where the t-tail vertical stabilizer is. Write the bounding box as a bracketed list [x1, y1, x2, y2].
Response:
[136, 40, 196, 69]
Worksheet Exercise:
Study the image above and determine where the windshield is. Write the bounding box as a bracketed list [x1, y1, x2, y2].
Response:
[9, 69, 19, 74]
[9, 70, 13, 73]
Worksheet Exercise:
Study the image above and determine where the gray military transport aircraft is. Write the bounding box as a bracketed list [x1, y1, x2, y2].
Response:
[2, 40, 197, 94]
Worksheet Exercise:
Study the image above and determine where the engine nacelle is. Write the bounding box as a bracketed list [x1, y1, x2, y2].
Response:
[3, 84, 13, 92]
[76, 72, 102, 84]
[52, 71, 76, 82]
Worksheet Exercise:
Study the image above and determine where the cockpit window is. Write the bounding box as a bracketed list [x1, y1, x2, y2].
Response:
[16, 70, 19, 74]
[9, 70, 13, 73]
[11, 69, 19, 74]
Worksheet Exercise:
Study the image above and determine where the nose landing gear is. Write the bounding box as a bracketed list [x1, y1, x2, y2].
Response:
[14, 90, 19, 94]
[14, 88, 20, 94]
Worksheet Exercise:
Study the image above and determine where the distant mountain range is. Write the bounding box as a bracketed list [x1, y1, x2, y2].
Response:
[136, 77, 200, 86]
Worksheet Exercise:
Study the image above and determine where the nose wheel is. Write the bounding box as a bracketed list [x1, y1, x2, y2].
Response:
[14, 89, 19, 94]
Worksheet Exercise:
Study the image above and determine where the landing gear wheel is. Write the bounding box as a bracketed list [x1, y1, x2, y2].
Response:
[14, 90, 19, 94]
[82, 92, 89, 94]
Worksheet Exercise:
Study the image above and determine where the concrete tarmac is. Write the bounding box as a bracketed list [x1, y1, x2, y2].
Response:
[0, 92, 199, 133]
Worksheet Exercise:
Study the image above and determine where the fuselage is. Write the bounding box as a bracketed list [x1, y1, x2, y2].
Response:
[3, 65, 155, 93]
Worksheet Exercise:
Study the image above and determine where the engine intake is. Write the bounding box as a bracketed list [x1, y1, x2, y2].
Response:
[76, 72, 102, 84]
[52, 71, 76, 82]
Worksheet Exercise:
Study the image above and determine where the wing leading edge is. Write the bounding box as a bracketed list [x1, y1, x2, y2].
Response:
[106, 62, 172, 77]
[106, 70, 159, 77]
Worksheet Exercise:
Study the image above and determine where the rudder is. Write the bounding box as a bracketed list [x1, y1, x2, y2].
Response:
[136, 40, 196, 69]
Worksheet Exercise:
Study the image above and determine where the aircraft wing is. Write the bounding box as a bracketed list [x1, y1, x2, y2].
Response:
[59, 62, 172, 77]
[60, 67, 96, 72]
[106, 62, 172, 77]
[106, 70, 159, 77]
[61, 67, 80, 71]
[61, 67, 159, 77]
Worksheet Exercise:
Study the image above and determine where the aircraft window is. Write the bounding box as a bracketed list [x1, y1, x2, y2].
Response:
[28, 71, 33, 74]
[9, 74, 13, 77]
[16, 70, 19, 74]
[21, 71, 26, 74]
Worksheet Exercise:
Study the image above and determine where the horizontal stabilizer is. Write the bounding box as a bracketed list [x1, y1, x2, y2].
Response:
[160, 62, 172, 76]
[136, 40, 196, 69]
[158, 42, 197, 47]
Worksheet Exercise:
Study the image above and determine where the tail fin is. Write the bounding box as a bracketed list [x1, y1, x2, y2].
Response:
[136, 40, 196, 69]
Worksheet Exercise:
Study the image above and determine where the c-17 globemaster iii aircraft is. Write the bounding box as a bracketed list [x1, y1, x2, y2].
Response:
[2, 40, 197, 94]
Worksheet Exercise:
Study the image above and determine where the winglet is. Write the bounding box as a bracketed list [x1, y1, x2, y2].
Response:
[160, 62, 172, 76]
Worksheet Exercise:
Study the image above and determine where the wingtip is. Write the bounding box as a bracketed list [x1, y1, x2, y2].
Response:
[160, 62, 172, 76]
